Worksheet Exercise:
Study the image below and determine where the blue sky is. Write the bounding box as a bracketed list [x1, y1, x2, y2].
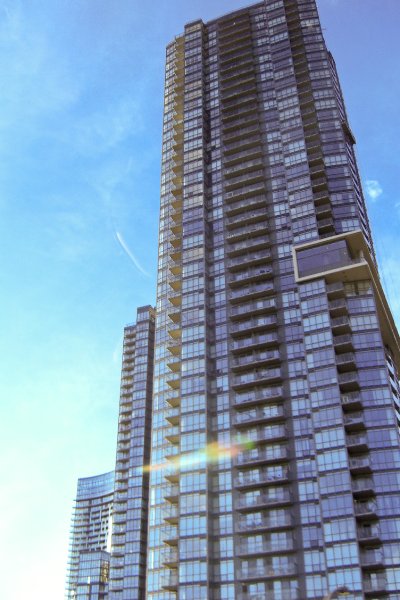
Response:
[0, 1, 399, 598]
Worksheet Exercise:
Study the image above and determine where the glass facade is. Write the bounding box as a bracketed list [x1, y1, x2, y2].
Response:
[66, 471, 114, 600]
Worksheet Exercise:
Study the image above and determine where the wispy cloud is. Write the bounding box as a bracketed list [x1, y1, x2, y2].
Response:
[115, 231, 149, 277]
[365, 179, 383, 202]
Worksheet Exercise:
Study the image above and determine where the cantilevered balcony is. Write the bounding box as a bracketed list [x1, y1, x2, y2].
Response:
[229, 266, 274, 288]
[231, 331, 279, 352]
[347, 433, 368, 452]
[232, 367, 282, 391]
[349, 456, 371, 474]
[233, 404, 284, 427]
[224, 146, 263, 167]
[230, 281, 275, 303]
[236, 537, 295, 557]
[231, 314, 277, 336]
[228, 249, 272, 271]
[235, 465, 289, 490]
[236, 488, 292, 512]
[236, 512, 293, 534]
[224, 193, 265, 215]
[236, 445, 288, 467]
[227, 207, 268, 230]
[352, 478, 375, 498]
[336, 352, 356, 371]
[231, 297, 276, 319]
[231, 349, 280, 371]
[338, 371, 359, 391]
[343, 411, 365, 431]
[233, 386, 284, 408]
[354, 500, 377, 520]
[227, 234, 271, 256]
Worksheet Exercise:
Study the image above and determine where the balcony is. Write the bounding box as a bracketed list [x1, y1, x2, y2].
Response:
[225, 193, 266, 215]
[165, 406, 180, 426]
[231, 331, 279, 352]
[164, 426, 180, 444]
[236, 445, 288, 467]
[225, 170, 264, 194]
[230, 281, 275, 303]
[347, 433, 368, 452]
[331, 316, 351, 334]
[229, 265, 273, 287]
[338, 371, 359, 391]
[336, 352, 356, 371]
[161, 572, 178, 591]
[225, 181, 266, 204]
[231, 298, 276, 319]
[256, 425, 286, 444]
[358, 523, 381, 545]
[227, 234, 271, 257]
[228, 249, 272, 270]
[164, 485, 179, 503]
[162, 504, 179, 524]
[238, 592, 299, 600]
[233, 404, 285, 427]
[236, 464, 289, 491]
[352, 478, 375, 498]
[237, 564, 296, 580]
[354, 500, 377, 519]
[363, 578, 388, 595]
[226, 220, 268, 243]
[361, 549, 384, 568]
[329, 298, 347, 316]
[326, 281, 345, 298]
[161, 547, 178, 567]
[162, 526, 178, 546]
[239, 498, 282, 522]
[221, 82, 256, 103]
[236, 512, 293, 534]
[344, 412, 365, 431]
[221, 101, 259, 123]
[232, 367, 282, 391]
[230, 314, 277, 335]
[341, 391, 362, 410]
[349, 456, 371, 474]
[227, 206, 267, 228]
[236, 537, 295, 557]
[224, 146, 263, 167]
[231, 349, 280, 371]
[165, 390, 180, 408]
[233, 386, 284, 408]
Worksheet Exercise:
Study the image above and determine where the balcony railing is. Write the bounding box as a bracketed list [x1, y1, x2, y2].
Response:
[233, 404, 284, 426]
[237, 489, 292, 510]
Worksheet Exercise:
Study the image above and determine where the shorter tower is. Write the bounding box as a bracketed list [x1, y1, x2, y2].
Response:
[109, 306, 156, 599]
[66, 471, 114, 599]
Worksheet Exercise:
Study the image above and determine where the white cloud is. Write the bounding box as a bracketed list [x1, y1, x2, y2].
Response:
[365, 179, 383, 202]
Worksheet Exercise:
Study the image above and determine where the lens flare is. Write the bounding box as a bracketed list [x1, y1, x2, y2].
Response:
[142, 438, 255, 474]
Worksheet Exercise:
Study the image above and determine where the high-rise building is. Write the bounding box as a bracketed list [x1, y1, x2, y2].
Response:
[143, 1, 400, 599]
[109, 306, 155, 598]
[66, 471, 114, 600]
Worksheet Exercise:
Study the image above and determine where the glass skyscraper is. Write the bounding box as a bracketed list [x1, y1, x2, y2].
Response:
[60, 1, 400, 599]
[144, 1, 400, 599]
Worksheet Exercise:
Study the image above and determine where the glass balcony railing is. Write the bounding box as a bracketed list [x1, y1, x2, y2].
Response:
[233, 404, 284, 426]
[232, 349, 280, 370]
[231, 315, 277, 334]
[231, 331, 279, 351]
[234, 386, 284, 407]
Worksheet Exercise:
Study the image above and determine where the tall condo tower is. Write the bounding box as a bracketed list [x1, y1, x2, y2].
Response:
[66, 471, 114, 599]
[109, 306, 156, 598]
[145, 1, 400, 599]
